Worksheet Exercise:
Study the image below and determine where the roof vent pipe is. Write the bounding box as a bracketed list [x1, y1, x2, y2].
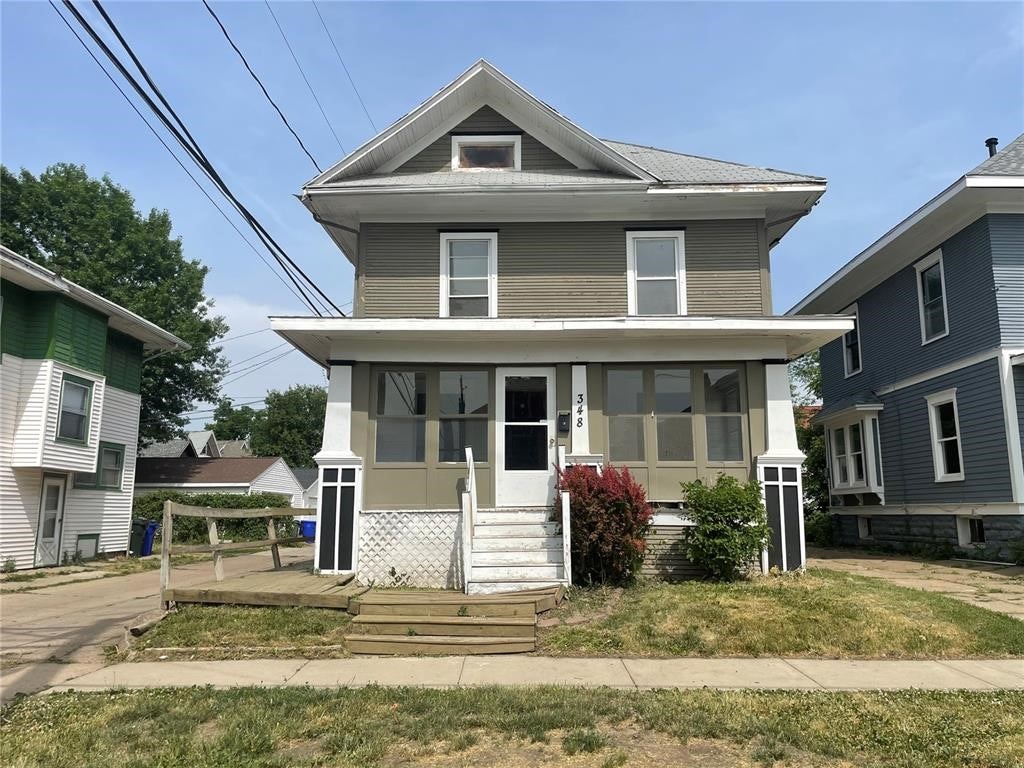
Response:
[985, 137, 999, 157]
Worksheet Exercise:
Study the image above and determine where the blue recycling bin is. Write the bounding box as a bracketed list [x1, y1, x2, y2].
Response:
[141, 521, 159, 557]
[300, 520, 317, 541]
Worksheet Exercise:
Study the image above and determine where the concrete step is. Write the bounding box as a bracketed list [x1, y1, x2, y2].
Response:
[345, 633, 535, 655]
[471, 548, 564, 566]
[475, 510, 552, 525]
[472, 535, 563, 552]
[470, 564, 565, 581]
[351, 614, 535, 638]
[467, 579, 568, 596]
[474, 522, 561, 538]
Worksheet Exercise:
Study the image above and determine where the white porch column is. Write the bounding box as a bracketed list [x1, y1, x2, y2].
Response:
[756, 363, 806, 572]
[566, 363, 603, 468]
[313, 364, 363, 575]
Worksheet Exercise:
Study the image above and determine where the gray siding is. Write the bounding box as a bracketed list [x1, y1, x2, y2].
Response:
[1016, 365, 1024, 477]
[397, 106, 575, 173]
[821, 216, 1000, 404]
[877, 358, 1012, 505]
[990, 213, 1024, 345]
[359, 220, 767, 318]
[833, 513, 1024, 561]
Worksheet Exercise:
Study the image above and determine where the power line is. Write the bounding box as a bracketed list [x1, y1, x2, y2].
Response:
[310, 0, 376, 132]
[202, 0, 323, 173]
[48, 3, 314, 312]
[222, 348, 296, 386]
[218, 328, 275, 343]
[264, 0, 345, 154]
[226, 341, 291, 370]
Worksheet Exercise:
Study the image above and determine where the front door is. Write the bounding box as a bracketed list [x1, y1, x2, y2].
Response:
[35, 475, 66, 567]
[496, 367, 556, 507]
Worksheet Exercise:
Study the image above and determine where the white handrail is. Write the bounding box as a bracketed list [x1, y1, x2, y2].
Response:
[560, 490, 572, 586]
[461, 447, 478, 592]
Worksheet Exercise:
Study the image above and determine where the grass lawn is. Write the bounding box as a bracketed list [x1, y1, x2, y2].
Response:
[540, 569, 1024, 658]
[2, 687, 1021, 767]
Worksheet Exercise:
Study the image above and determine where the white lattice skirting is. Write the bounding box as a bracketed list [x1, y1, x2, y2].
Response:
[358, 510, 463, 588]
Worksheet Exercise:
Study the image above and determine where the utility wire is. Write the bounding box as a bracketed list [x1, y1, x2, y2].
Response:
[225, 341, 291, 370]
[202, 0, 323, 172]
[264, 0, 345, 154]
[222, 349, 296, 385]
[310, 0, 376, 132]
[49, 2, 314, 312]
[218, 328, 275, 343]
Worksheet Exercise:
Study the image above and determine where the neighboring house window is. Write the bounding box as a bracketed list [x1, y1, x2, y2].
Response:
[375, 371, 426, 462]
[915, 251, 948, 344]
[607, 369, 645, 461]
[439, 232, 497, 318]
[75, 443, 126, 490]
[57, 376, 92, 443]
[969, 518, 985, 544]
[439, 370, 489, 462]
[842, 303, 861, 376]
[858, 516, 873, 540]
[704, 368, 743, 462]
[626, 231, 686, 316]
[654, 368, 693, 461]
[830, 422, 866, 488]
[451, 135, 521, 170]
[925, 389, 964, 482]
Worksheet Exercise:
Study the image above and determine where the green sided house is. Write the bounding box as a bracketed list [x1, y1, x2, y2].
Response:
[0, 246, 187, 569]
[271, 60, 852, 592]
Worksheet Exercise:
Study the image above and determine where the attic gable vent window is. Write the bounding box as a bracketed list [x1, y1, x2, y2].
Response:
[451, 135, 522, 170]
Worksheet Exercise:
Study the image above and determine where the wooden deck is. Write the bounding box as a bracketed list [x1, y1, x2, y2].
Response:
[163, 570, 368, 610]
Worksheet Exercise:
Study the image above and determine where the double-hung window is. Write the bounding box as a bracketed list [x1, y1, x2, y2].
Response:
[925, 389, 964, 482]
[916, 251, 948, 344]
[831, 422, 866, 488]
[626, 231, 686, 316]
[374, 371, 426, 463]
[57, 375, 92, 443]
[440, 232, 497, 318]
[75, 442, 125, 490]
[704, 368, 743, 461]
[842, 303, 861, 376]
[438, 371, 489, 462]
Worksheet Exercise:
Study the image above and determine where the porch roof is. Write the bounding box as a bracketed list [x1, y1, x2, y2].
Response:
[270, 315, 853, 369]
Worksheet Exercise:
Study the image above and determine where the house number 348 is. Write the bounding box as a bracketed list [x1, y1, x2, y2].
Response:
[575, 393, 585, 428]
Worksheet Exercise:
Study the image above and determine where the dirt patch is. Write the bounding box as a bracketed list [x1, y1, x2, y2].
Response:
[273, 737, 327, 762]
[194, 719, 224, 742]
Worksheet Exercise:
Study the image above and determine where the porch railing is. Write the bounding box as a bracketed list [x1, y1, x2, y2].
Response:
[460, 446, 478, 592]
[556, 445, 572, 586]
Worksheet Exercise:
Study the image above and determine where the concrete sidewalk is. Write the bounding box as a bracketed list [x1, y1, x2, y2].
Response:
[45, 656, 1024, 694]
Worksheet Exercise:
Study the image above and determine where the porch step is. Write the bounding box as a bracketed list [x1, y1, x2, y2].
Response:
[470, 564, 565, 581]
[474, 522, 561, 538]
[467, 578, 568, 596]
[472, 535, 563, 551]
[472, 548, 564, 566]
[476, 510, 552, 525]
[344, 633, 535, 655]
[351, 614, 535, 638]
[354, 600, 537, 617]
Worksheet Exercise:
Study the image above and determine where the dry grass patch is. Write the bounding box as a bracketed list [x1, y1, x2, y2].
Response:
[541, 569, 1024, 658]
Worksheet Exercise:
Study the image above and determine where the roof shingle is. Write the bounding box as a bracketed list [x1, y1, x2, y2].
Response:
[135, 457, 278, 485]
[968, 133, 1024, 176]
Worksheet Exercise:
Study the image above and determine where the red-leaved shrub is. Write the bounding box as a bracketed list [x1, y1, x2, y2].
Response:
[556, 464, 652, 585]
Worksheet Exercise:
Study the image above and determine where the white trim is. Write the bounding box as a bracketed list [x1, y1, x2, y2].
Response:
[833, 503, 1024, 516]
[570, 364, 591, 455]
[965, 174, 1024, 188]
[451, 135, 521, 171]
[875, 347, 1001, 396]
[925, 388, 965, 483]
[955, 515, 989, 547]
[625, 230, 686, 316]
[439, 232, 498, 319]
[841, 303, 862, 377]
[998, 350, 1024, 503]
[914, 250, 950, 345]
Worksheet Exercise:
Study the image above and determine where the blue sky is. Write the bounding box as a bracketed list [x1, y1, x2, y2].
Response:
[2, 1, 1021, 427]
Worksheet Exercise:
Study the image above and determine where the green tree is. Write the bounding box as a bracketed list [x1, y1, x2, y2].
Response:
[789, 348, 822, 404]
[250, 385, 327, 467]
[205, 398, 261, 440]
[1, 164, 227, 443]
[788, 348, 831, 540]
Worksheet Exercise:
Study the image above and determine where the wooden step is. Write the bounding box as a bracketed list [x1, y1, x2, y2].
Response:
[473, 535, 562, 551]
[472, 548, 564, 566]
[467, 580, 568, 604]
[476, 510, 552, 524]
[474, 522, 561, 537]
[471, 564, 565, 580]
[354, 600, 537, 617]
[345, 633, 535, 655]
[351, 614, 535, 637]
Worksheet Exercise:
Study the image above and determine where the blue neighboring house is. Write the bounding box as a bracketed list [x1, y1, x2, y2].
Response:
[789, 135, 1024, 560]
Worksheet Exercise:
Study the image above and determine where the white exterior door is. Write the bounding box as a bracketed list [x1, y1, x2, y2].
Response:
[495, 367, 557, 507]
[35, 475, 66, 567]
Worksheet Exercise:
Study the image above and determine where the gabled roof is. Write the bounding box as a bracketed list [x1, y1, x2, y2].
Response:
[138, 439, 196, 459]
[219, 439, 252, 457]
[291, 467, 318, 490]
[0, 246, 188, 353]
[188, 430, 219, 458]
[968, 134, 1024, 176]
[135, 457, 279, 485]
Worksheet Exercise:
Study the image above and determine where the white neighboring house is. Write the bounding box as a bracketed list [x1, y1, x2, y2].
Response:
[0, 246, 187, 569]
[133, 457, 306, 509]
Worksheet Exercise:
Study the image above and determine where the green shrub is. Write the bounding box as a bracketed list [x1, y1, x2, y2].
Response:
[681, 474, 770, 581]
[557, 464, 651, 586]
[132, 491, 297, 544]
[804, 510, 834, 547]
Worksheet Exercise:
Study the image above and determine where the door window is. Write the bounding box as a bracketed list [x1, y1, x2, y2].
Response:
[503, 376, 548, 471]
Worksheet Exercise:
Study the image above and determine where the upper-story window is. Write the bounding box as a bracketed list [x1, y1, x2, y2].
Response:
[439, 232, 497, 318]
[57, 375, 92, 443]
[925, 388, 964, 482]
[915, 250, 948, 344]
[842, 303, 861, 377]
[451, 135, 522, 170]
[75, 442, 125, 490]
[626, 231, 686, 316]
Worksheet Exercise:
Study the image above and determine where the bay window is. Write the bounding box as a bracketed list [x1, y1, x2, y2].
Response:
[831, 422, 866, 488]
[57, 375, 91, 443]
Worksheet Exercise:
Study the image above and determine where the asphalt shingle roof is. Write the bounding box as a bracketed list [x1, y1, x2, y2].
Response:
[138, 439, 191, 458]
[968, 133, 1024, 176]
[135, 457, 277, 485]
[291, 467, 319, 489]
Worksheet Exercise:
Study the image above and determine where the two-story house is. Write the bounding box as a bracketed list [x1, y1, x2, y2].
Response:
[0, 246, 187, 569]
[789, 135, 1024, 560]
[271, 60, 851, 591]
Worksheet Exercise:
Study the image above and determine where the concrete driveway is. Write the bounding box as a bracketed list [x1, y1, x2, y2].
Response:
[809, 547, 1024, 620]
[0, 545, 314, 702]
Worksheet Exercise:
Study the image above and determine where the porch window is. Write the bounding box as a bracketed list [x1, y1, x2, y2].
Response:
[451, 135, 521, 170]
[607, 369, 645, 461]
[439, 232, 497, 318]
[830, 421, 866, 488]
[654, 369, 693, 461]
[916, 251, 948, 343]
[74, 442, 125, 490]
[626, 231, 686, 316]
[439, 371, 489, 462]
[925, 389, 963, 482]
[57, 376, 91, 443]
[375, 371, 426, 463]
[843, 303, 861, 376]
[704, 368, 743, 462]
